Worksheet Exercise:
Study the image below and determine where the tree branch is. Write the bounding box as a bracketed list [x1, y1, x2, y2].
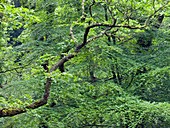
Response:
[0, 21, 146, 117]
[89, 0, 95, 17]
[82, 0, 85, 17]
[0, 23, 111, 117]
[70, 25, 77, 43]
[0, 58, 35, 74]
[144, 1, 170, 26]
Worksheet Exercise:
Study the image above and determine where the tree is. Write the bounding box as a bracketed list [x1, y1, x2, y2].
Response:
[0, 0, 170, 127]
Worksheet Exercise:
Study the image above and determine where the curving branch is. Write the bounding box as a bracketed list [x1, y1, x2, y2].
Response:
[0, 21, 146, 117]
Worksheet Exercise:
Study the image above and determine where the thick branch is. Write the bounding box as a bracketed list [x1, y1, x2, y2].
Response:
[0, 77, 52, 117]
[0, 108, 26, 117]
[51, 23, 117, 72]
[75, 23, 116, 52]
[0, 21, 146, 117]
[50, 54, 75, 72]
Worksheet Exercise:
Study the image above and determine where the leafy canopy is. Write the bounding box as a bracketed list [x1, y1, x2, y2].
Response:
[0, 0, 170, 127]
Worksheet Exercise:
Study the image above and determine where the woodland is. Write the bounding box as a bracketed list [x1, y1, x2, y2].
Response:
[0, 0, 170, 127]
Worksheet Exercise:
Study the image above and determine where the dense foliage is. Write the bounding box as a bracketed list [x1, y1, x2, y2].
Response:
[0, 0, 170, 127]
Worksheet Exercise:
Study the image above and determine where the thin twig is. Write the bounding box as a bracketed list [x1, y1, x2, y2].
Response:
[82, 0, 85, 17]
[89, 0, 95, 17]
[144, 1, 170, 26]
[69, 25, 77, 43]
